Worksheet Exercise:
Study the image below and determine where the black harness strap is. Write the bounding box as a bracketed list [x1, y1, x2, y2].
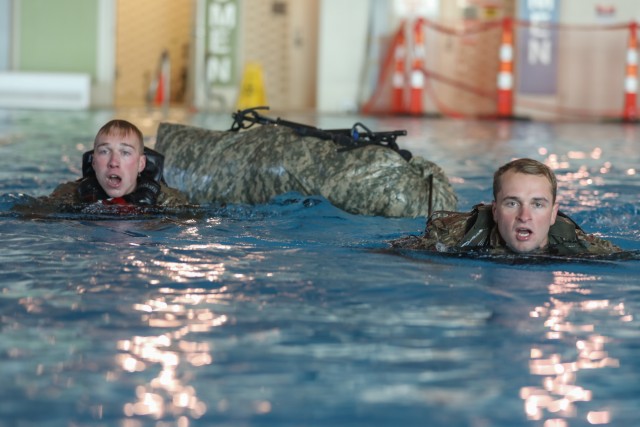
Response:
[229, 106, 412, 161]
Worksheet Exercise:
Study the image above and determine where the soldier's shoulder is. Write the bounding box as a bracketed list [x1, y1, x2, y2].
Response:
[50, 180, 80, 198]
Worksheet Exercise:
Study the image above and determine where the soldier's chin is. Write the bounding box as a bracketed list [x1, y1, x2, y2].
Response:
[105, 188, 125, 198]
[506, 239, 539, 254]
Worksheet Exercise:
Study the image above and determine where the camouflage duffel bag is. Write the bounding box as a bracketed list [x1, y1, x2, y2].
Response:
[155, 122, 457, 218]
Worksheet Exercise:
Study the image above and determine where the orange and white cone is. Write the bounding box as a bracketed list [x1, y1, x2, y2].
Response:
[392, 24, 407, 114]
[623, 21, 638, 121]
[154, 51, 170, 107]
[154, 73, 165, 105]
[409, 18, 426, 115]
[496, 18, 514, 118]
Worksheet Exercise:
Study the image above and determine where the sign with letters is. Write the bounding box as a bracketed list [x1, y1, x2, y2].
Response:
[517, 0, 559, 95]
[205, 0, 239, 88]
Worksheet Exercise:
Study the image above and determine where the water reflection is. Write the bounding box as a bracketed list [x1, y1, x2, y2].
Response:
[116, 286, 229, 422]
[521, 271, 629, 426]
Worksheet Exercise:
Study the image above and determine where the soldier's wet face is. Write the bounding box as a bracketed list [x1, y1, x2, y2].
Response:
[92, 131, 146, 198]
[492, 170, 559, 253]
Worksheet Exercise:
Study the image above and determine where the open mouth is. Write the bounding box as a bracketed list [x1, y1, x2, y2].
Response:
[516, 227, 532, 240]
[106, 174, 122, 188]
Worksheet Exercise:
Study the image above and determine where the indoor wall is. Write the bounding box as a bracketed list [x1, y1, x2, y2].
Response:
[0, 0, 11, 71]
[15, 0, 98, 76]
[115, 0, 193, 108]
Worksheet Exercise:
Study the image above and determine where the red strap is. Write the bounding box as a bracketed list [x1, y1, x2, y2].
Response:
[102, 197, 129, 206]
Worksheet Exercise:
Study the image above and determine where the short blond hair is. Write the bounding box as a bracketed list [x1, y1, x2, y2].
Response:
[94, 119, 144, 152]
[493, 158, 557, 203]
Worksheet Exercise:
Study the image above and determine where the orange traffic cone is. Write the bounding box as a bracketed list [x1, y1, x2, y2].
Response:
[154, 50, 170, 107]
[392, 24, 407, 114]
[154, 73, 165, 105]
[409, 18, 426, 115]
[496, 18, 514, 118]
[623, 21, 638, 121]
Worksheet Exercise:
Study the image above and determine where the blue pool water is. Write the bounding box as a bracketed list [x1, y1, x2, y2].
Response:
[1, 109, 640, 427]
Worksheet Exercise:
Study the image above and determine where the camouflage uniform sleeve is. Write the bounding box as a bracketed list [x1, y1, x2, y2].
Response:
[48, 181, 81, 204]
[576, 229, 622, 255]
[157, 184, 190, 207]
[11, 180, 80, 216]
[390, 211, 470, 250]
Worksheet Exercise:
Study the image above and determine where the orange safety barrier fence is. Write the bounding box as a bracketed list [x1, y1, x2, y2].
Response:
[361, 17, 639, 121]
[496, 18, 514, 118]
[623, 21, 638, 121]
[409, 18, 426, 115]
[392, 20, 407, 114]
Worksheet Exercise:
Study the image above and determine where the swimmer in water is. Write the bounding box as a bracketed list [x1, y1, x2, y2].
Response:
[48, 119, 188, 208]
[391, 158, 621, 256]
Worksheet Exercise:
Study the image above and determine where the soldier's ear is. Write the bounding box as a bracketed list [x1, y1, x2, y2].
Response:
[138, 154, 147, 174]
[550, 202, 559, 225]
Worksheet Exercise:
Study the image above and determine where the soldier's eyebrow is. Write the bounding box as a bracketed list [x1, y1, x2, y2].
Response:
[501, 195, 550, 203]
[531, 196, 550, 203]
[501, 196, 522, 202]
[95, 142, 137, 150]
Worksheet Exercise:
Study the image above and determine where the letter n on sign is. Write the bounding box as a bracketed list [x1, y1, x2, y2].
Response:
[206, 0, 239, 88]
[516, 0, 559, 95]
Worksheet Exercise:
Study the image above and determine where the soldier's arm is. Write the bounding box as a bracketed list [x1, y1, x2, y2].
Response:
[48, 181, 81, 203]
[422, 214, 469, 251]
[390, 212, 469, 251]
[157, 184, 190, 206]
[576, 229, 622, 254]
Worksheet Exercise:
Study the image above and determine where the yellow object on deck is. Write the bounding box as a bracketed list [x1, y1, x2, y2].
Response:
[236, 62, 267, 110]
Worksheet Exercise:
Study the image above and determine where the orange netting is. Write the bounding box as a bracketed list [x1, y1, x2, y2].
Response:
[361, 18, 639, 121]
